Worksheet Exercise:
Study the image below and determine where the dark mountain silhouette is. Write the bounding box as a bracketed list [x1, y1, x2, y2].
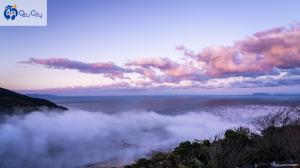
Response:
[0, 87, 68, 115]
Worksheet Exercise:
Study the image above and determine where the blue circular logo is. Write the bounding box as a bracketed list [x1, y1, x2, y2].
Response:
[4, 5, 18, 20]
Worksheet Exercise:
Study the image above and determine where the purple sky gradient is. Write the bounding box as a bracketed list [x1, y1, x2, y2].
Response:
[1, 0, 300, 95]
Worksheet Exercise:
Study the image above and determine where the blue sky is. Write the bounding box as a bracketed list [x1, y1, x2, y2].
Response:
[1, 0, 300, 95]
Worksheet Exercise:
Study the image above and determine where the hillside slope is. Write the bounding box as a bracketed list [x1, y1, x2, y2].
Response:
[0, 87, 67, 115]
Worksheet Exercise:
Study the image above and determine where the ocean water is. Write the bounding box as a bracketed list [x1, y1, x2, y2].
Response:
[0, 95, 299, 168]
[50, 95, 300, 114]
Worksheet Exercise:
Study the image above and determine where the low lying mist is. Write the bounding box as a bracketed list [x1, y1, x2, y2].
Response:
[0, 106, 277, 168]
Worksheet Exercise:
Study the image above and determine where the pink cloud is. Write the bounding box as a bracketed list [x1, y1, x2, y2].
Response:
[165, 62, 204, 81]
[126, 57, 178, 70]
[20, 58, 130, 79]
[177, 24, 300, 77]
[127, 57, 204, 82]
[19, 23, 300, 89]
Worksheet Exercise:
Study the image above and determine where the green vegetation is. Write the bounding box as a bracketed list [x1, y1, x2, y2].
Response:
[0, 87, 67, 115]
[126, 105, 300, 168]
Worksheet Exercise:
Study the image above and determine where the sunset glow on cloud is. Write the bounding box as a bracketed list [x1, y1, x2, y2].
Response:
[20, 24, 300, 93]
[177, 24, 300, 77]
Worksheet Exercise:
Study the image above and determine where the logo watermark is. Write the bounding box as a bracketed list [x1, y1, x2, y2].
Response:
[0, 0, 47, 26]
[4, 5, 18, 20]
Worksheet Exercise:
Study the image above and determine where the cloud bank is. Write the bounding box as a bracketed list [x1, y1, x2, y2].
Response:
[20, 23, 300, 90]
[0, 109, 241, 168]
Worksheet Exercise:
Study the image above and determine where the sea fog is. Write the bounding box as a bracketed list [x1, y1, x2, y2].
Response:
[0, 95, 299, 168]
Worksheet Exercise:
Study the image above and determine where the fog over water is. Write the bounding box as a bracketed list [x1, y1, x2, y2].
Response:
[1, 95, 299, 168]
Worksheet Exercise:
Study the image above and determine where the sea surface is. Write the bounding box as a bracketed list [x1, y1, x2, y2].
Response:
[48, 94, 300, 114]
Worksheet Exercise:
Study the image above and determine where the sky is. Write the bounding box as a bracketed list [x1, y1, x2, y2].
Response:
[1, 0, 300, 95]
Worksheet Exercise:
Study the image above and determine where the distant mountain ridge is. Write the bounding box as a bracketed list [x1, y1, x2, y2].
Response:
[252, 93, 300, 96]
[252, 93, 272, 96]
[0, 87, 68, 115]
[25, 94, 61, 100]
